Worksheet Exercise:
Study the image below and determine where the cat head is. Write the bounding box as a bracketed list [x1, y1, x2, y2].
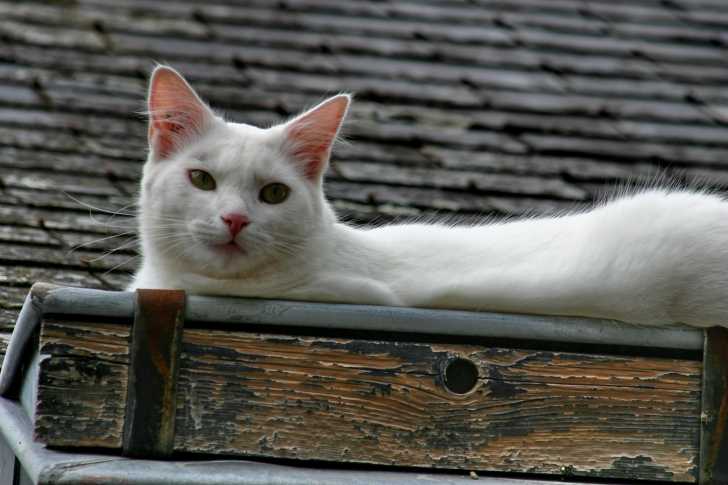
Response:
[139, 65, 348, 279]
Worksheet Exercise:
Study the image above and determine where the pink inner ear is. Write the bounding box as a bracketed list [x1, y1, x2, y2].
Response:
[287, 126, 335, 180]
[285, 95, 349, 181]
[149, 114, 189, 160]
[148, 67, 212, 161]
[149, 109, 201, 160]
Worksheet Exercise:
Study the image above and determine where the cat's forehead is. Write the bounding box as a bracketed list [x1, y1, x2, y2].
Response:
[192, 122, 286, 177]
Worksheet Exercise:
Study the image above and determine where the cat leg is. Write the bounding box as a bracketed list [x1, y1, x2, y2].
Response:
[287, 275, 403, 306]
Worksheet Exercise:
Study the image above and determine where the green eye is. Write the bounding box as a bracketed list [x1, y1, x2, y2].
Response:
[259, 183, 290, 204]
[188, 169, 216, 191]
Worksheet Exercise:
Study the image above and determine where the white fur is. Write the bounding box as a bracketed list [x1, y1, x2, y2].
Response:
[131, 67, 728, 328]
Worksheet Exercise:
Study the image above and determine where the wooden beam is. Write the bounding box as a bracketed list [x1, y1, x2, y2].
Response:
[700, 327, 728, 484]
[34, 318, 701, 482]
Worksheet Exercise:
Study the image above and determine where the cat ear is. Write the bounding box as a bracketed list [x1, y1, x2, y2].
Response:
[147, 65, 215, 161]
[283, 94, 350, 182]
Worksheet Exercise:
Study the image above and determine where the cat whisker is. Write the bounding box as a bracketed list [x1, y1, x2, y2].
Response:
[86, 213, 136, 229]
[156, 236, 193, 258]
[66, 231, 138, 256]
[100, 254, 140, 276]
[79, 237, 141, 263]
[64, 191, 139, 218]
[149, 217, 193, 224]
[255, 237, 305, 258]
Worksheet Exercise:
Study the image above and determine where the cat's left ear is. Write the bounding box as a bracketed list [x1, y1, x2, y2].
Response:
[282, 94, 350, 183]
[147, 65, 216, 162]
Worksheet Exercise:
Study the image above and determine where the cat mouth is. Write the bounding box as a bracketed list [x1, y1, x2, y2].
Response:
[213, 241, 246, 255]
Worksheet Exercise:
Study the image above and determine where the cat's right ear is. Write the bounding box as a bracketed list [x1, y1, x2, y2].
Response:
[147, 65, 215, 162]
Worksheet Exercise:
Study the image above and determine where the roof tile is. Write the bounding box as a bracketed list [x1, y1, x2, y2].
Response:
[1, 0, 728, 326]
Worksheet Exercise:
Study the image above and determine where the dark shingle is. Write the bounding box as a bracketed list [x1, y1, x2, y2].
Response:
[1, 0, 728, 334]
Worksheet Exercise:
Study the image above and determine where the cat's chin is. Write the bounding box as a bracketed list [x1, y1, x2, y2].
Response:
[166, 241, 250, 278]
[185, 254, 251, 280]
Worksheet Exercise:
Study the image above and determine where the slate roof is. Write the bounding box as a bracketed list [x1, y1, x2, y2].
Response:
[2, 0, 728, 349]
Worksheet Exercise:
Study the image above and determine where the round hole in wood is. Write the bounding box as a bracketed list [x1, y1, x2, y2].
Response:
[443, 358, 479, 394]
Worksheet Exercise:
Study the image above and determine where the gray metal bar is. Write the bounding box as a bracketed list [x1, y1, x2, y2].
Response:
[41, 284, 704, 350]
[42, 283, 135, 318]
[0, 292, 43, 396]
[16, 465, 32, 485]
[0, 396, 607, 485]
[189, 294, 704, 349]
[0, 427, 16, 485]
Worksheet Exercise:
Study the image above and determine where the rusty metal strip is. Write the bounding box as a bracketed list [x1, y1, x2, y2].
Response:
[123, 289, 186, 458]
[699, 327, 728, 484]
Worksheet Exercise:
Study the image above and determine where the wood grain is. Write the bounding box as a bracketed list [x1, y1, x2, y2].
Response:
[35, 319, 130, 448]
[34, 319, 702, 482]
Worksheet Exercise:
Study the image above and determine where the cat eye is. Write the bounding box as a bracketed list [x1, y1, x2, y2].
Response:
[188, 169, 216, 191]
[259, 183, 290, 204]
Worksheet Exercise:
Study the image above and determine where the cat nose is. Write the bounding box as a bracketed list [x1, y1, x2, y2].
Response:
[221, 213, 250, 237]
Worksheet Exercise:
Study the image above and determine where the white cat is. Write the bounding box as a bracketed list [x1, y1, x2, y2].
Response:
[130, 65, 728, 328]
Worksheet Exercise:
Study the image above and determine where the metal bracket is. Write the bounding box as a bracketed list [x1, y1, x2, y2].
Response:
[700, 327, 728, 484]
[122, 289, 186, 458]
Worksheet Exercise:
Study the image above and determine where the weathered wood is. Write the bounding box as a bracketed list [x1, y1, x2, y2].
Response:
[34, 320, 130, 448]
[33, 317, 702, 481]
[175, 332, 701, 482]
[700, 327, 728, 484]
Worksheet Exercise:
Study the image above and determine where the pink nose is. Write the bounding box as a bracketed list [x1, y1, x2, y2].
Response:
[221, 213, 249, 237]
